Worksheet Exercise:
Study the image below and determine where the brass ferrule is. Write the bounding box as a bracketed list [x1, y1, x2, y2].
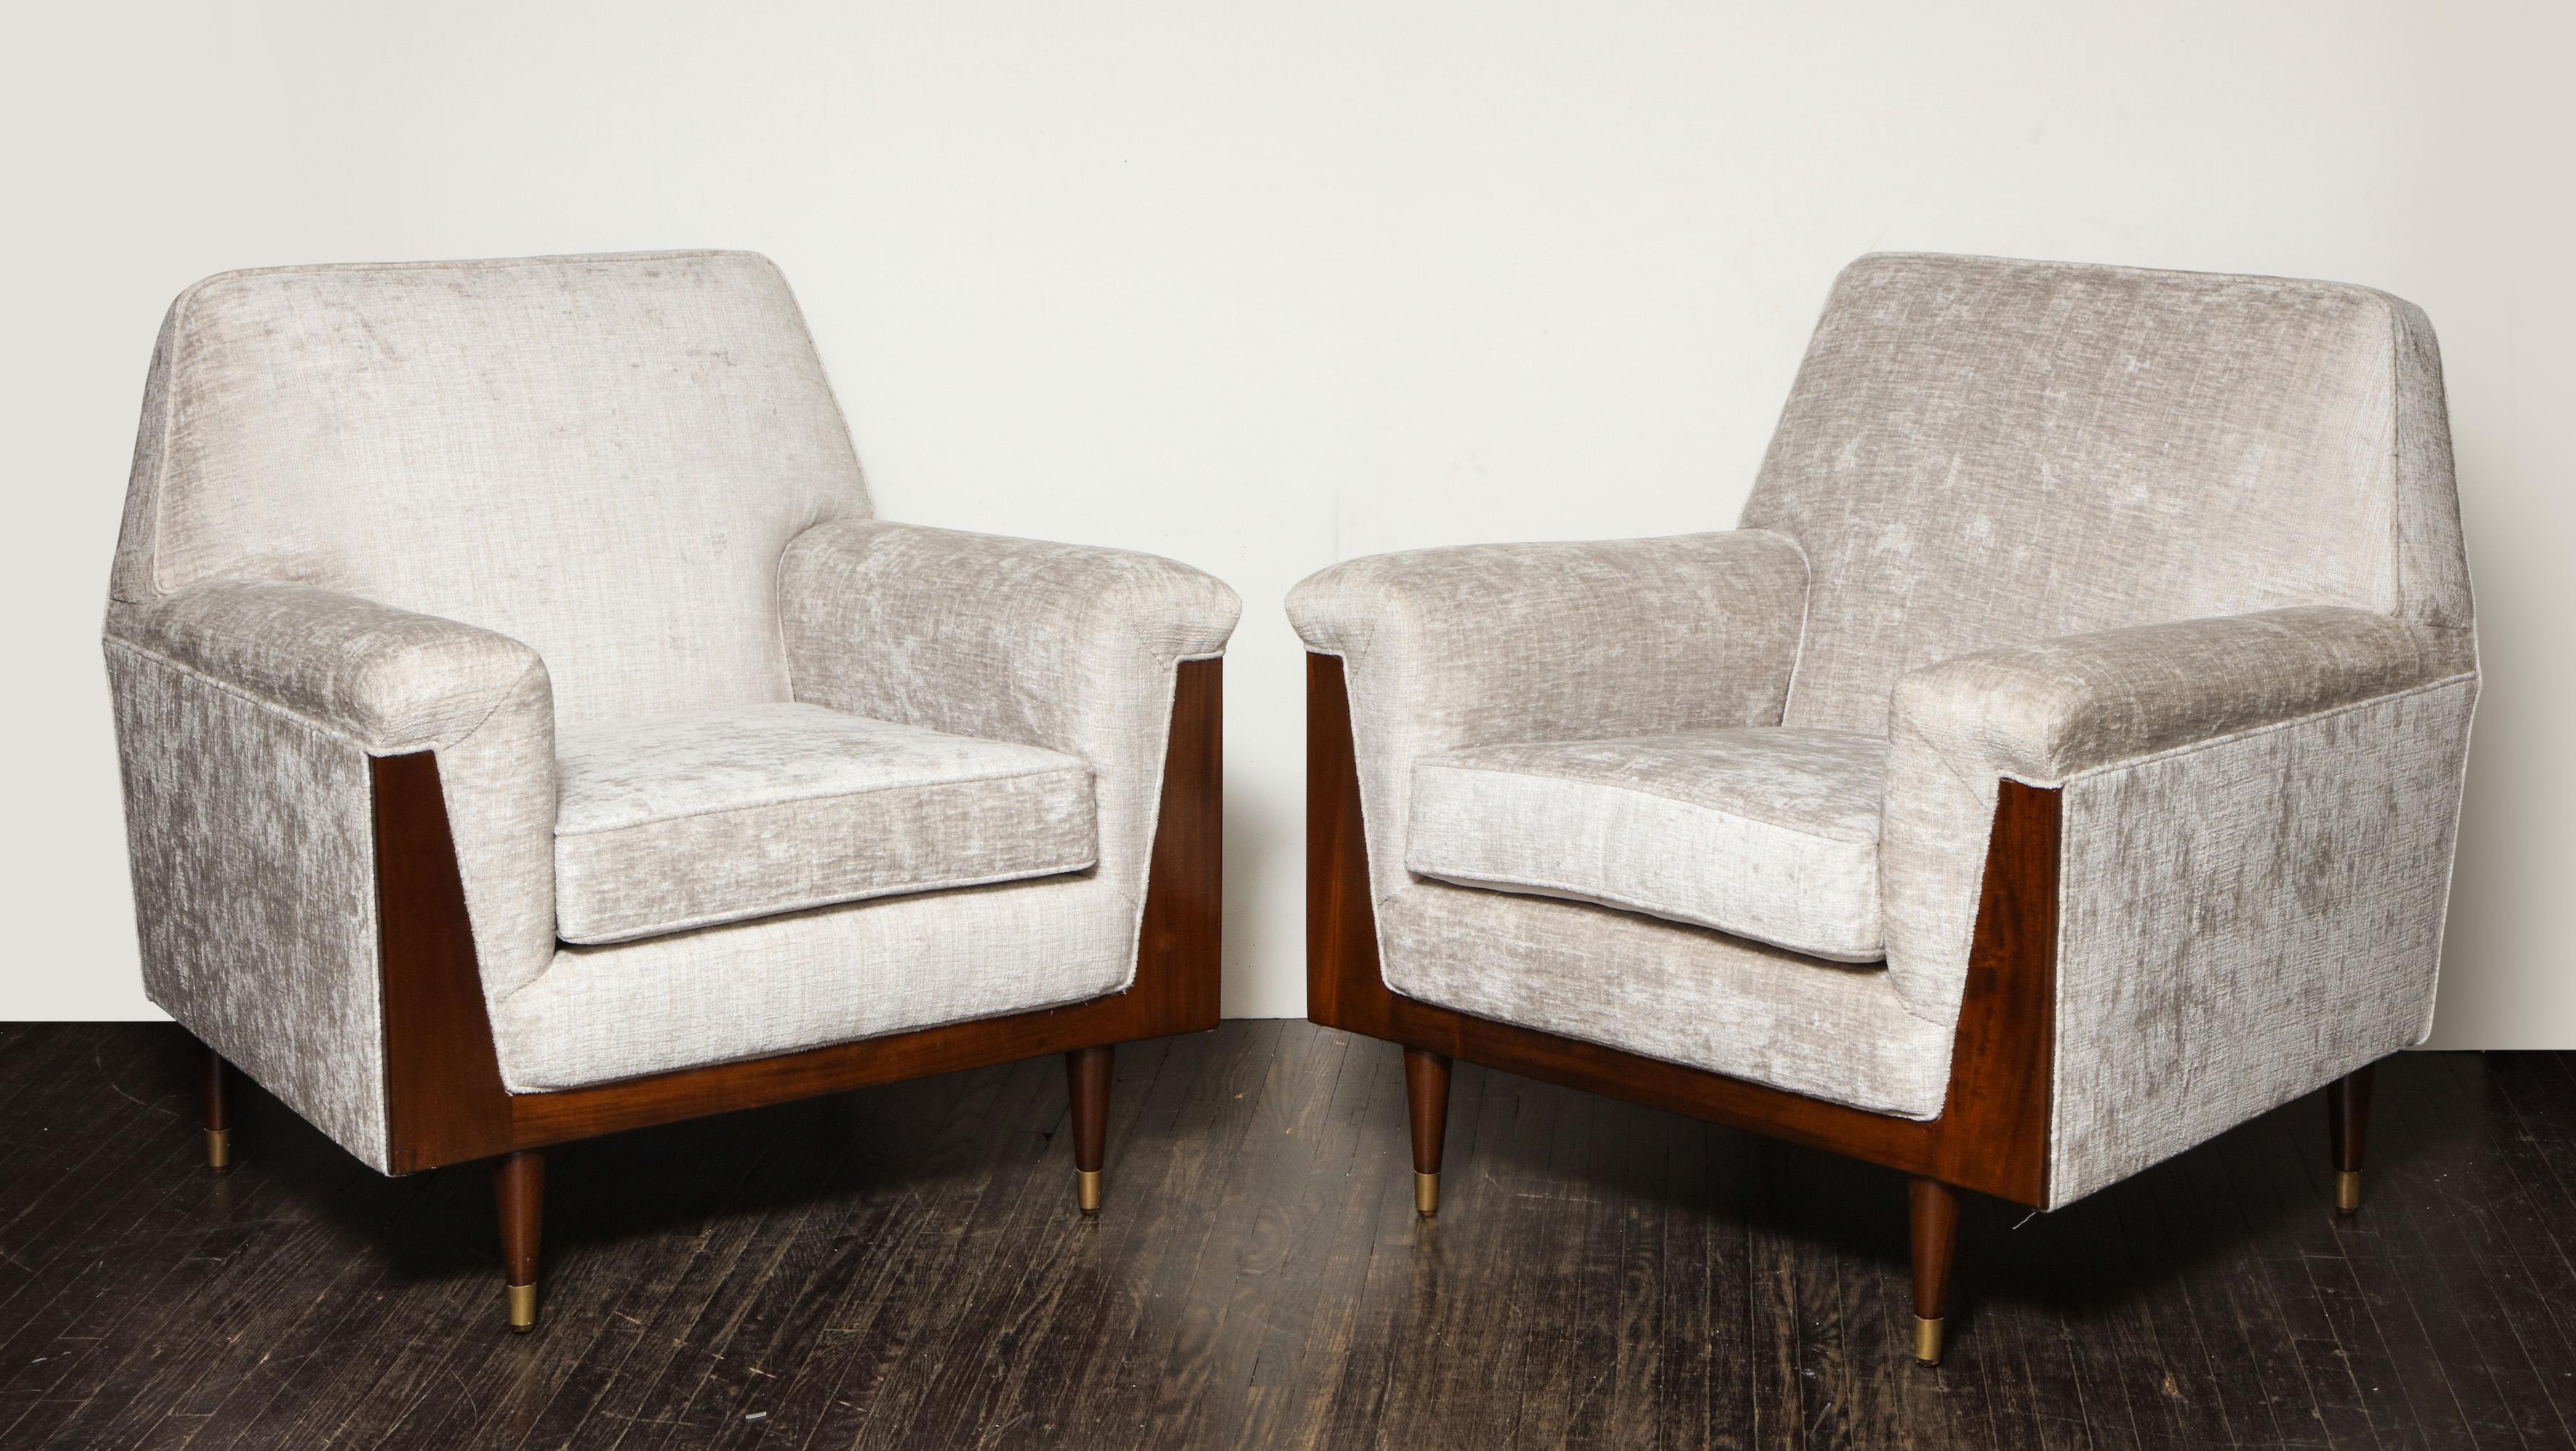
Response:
[1076, 1168, 1104, 1214]
[205, 1127, 232, 1172]
[1414, 1171, 1440, 1217]
[2335, 1169, 2363, 1214]
[1913, 1315, 1945, 1365]
[507, 1282, 539, 1331]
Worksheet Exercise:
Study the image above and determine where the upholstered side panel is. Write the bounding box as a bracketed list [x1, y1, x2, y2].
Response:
[1744, 252, 2469, 735]
[105, 645, 391, 1171]
[495, 876, 1136, 1091]
[106, 582, 562, 1003]
[2047, 676, 2477, 1207]
[1881, 607, 2474, 1024]
[1376, 881, 1952, 1118]
[115, 250, 869, 727]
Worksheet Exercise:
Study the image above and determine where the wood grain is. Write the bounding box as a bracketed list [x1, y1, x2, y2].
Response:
[2329, 1065, 2375, 1174]
[1065, 1044, 1112, 1174]
[373, 749, 515, 1172]
[1403, 1047, 1451, 1178]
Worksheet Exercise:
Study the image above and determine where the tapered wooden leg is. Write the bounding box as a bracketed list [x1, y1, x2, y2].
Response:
[1910, 1178, 1960, 1365]
[494, 1150, 544, 1332]
[2329, 1065, 2375, 1214]
[202, 1046, 233, 1173]
[1066, 1045, 1113, 1214]
[1404, 1048, 1452, 1217]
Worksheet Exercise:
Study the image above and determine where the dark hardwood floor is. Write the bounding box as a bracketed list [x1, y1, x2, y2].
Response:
[2, 1021, 2572, 1450]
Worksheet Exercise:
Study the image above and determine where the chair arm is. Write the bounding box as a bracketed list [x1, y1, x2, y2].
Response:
[105, 580, 559, 999]
[1286, 531, 1810, 902]
[107, 580, 547, 751]
[777, 519, 1241, 905]
[1880, 605, 2477, 1024]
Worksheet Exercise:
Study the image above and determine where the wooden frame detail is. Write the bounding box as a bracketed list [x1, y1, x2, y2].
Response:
[373, 657, 1224, 1176]
[1304, 651, 2057, 1207]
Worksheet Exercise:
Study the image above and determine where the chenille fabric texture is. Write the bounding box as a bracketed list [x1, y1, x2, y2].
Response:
[104, 251, 1240, 1160]
[1405, 728, 1888, 961]
[551, 705, 1098, 946]
[1289, 252, 2477, 1199]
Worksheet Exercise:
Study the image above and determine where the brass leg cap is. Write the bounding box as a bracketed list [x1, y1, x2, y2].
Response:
[507, 1282, 539, 1332]
[1415, 1171, 1440, 1217]
[1076, 1168, 1104, 1215]
[1914, 1315, 1945, 1365]
[205, 1127, 232, 1173]
[2336, 1169, 2363, 1214]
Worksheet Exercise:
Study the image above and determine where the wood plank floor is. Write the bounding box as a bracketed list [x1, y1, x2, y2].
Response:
[2, 1021, 2572, 1449]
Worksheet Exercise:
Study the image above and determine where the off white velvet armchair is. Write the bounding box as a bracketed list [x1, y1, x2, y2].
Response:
[1291, 252, 2477, 1365]
[105, 250, 1239, 1331]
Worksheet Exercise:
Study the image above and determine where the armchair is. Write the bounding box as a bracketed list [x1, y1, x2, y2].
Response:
[104, 251, 1238, 1330]
[1291, 252, 2476, 1364]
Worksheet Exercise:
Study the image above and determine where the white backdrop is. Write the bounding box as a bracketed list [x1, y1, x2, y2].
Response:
[5, 1, 2567, 1044]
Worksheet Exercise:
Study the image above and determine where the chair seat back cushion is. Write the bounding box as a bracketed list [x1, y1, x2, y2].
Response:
[1404, 727, 1887, 962]
[553, 703, 1097, 944]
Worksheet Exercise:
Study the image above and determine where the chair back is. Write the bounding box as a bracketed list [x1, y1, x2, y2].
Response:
[1742, 252, 2470, 735]
[112, 250, 869, 725]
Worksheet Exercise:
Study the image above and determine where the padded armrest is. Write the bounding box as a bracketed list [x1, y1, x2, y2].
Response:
[1285, 531, 1812, 902]
[777, 519, 1241, 907]
[1287, 531, 1808, 735]
[105, 580, 559, 999]
[1880, 605, 2477, 1024]
[107, 580, 547, 751]
[1887, 606, 2474, 784]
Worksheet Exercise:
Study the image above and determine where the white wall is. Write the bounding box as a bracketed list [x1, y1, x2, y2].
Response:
[5, 1, 2566, 1044]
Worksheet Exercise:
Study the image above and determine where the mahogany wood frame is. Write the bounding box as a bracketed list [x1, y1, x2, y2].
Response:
[369, 656, 1223, 1177]
[1304, 650, 2058, 1207]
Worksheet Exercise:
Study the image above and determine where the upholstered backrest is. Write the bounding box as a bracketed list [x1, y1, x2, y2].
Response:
[112, 250, 869, 727]
[1742, 252, 2471, 735]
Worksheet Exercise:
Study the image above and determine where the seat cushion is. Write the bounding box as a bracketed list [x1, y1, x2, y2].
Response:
[1404, 727, 1887, 960]
[553, 703, 1096, 945]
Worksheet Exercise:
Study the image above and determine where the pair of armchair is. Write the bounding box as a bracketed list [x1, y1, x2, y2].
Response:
[108, 250, 2474, 1363]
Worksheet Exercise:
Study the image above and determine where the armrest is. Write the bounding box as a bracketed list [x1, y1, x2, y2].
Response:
[777, 519, 1241, 905]
[107, 580, 546, 751]
[1887, 606, 2474, 784]
[1881, 605, 2477, 1023]
[105, 580, 559, 999]
[1286, 531, 1811, 901]
[1288, 531, 1807, 741]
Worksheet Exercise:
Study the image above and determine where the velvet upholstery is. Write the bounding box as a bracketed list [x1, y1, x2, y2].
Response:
[1406, 728, 1887, 961]
[1288, 252, 2477, 1197]
[1378, 882, 1952, 1117]
[105, 642, 395, 1168]
[2048, 675, 2475, 1205]
[104, 251, 1240, 1159]
[552, 704, 1097, 946]
[1744, 252, 2471, 735]
[778, 519, 1239, 929]
[1285, 530, 1812, 908]
[112, 251, 867, 727]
